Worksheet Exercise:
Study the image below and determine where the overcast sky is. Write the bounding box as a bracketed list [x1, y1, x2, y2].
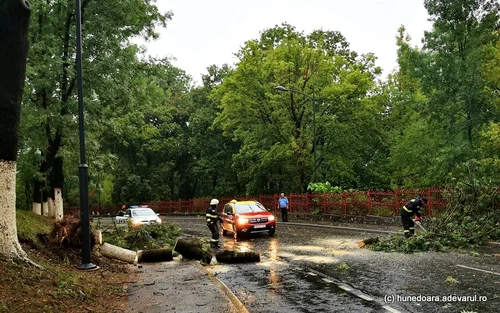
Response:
[142, 0, 432, 85]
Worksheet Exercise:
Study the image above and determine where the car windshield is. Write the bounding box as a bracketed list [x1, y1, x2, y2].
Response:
[132, 209, 156, 217]
[234, 203, 266, 214]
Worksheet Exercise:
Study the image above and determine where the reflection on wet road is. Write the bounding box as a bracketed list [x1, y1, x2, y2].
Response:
[169, 217, 500, 313]
[213, 235, 393, 312]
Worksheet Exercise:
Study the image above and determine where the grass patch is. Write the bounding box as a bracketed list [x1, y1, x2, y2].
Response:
[16, 210, 52, 244]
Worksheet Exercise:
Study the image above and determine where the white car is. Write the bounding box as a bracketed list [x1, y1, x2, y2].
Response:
[115, 206, 162, 226]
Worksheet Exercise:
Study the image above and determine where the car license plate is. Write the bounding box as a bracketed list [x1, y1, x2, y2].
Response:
[254, 225, 266, 229]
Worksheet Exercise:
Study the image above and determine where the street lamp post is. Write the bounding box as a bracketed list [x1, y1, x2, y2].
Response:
[275, 85, 317, 182]
[75, 0, 97, 271]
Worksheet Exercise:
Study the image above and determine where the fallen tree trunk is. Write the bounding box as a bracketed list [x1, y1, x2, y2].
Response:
[358, 237, 379, 248]
[215, 249, 260, 263]
[138, 248, 173, 263]
[174, 237, 212, 264]
[100, 243, 137, 264]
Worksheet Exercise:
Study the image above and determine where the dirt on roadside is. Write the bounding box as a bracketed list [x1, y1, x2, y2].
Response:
[0, 244, 133, 313]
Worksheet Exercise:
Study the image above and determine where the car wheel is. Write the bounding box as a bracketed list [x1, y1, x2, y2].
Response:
[269, 229, 275, 236]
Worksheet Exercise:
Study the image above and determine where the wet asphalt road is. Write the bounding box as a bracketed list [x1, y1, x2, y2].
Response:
[166, 216, 500, 313]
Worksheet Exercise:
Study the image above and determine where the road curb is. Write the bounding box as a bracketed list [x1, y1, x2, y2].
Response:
[194, 262, 249, 313]
[279, 221, 398, 234]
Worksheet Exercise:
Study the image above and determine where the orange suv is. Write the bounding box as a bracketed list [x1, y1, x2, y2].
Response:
[220, 200, 276, 239]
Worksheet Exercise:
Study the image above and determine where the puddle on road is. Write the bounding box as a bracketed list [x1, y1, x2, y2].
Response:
[275, 252, 338, 264]
[295, 271, 383, 310]
[211, 242, 389, 312]
[220, 261, 387, 312]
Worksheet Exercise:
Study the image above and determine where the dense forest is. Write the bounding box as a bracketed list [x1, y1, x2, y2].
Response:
[15, 0, 500, 210]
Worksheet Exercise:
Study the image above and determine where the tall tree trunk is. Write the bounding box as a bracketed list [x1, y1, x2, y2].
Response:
[0, 0, 31, 259]
[42, 189, 48, 217]
[32, 158, 46, 215]
[25, 181, 33, 211]
[32, 179, 42, 215]
[32, 201, 41, 215]
[37, 2, 75, 217]
[47, 195, 55, 217]
[53, 156, 64, 219]
[54, 187, 63, 219]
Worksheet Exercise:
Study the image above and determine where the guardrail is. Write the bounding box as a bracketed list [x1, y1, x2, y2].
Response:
[87, 188, 448, 218]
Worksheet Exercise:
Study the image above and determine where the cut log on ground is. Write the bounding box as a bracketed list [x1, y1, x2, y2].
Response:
[138, 248, 173, 263]
[358, 237, 379, 248]
[215, 249, 260, 263]
[100, 242, 137, 264]
[174, 238, 212, 264]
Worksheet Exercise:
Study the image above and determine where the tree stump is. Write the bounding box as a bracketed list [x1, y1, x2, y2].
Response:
[358, 237, 379, 248]
[215, 249, 260, 263]
[94, 230, 102, 245]
[138, 248, 173, 263]
[173, 237, 212, 264]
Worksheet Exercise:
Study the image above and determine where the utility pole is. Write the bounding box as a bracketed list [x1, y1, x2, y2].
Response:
[75, 0, 97, 271]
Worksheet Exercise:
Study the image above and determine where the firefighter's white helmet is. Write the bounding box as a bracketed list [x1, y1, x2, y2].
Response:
[210, 198, 219, 205]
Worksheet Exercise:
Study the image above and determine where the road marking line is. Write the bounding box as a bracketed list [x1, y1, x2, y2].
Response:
[383, 305, 402, 313]
[338, 285, 353, 291]
[356, 294, 374, 301]
[456, 264, 500, 276]
[322, 278, 333, 283]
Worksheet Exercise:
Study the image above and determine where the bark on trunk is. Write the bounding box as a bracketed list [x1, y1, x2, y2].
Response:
[0, 0, 30, 161]
[42, 201, 48, 216]
[99, 243, 137, 264]
[54, 187, 63, 220]
[32, 202, 41, 215]
[33, 175, 43, 215]
[215, 249, 261, 263]
[137, 249, 173, 263]
[0, 162, 27, 258]
[174, 237, 213, 264]
[48, 197, 55, 218]
[0, 0, 31, 260]
[358, 237, 379, 248]
[93, 230, 102, 245]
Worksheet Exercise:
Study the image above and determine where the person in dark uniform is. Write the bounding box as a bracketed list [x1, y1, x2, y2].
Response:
[401, 196, 428, 238]
[206, 198, 222, 247]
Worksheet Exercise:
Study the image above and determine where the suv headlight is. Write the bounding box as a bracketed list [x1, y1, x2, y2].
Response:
[237, 217, 248, 225]
[269, 215, 275, 221]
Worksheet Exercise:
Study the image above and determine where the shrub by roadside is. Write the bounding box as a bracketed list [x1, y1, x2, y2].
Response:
[368, 168, 500, 253]
[102, 221, 183, 251]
